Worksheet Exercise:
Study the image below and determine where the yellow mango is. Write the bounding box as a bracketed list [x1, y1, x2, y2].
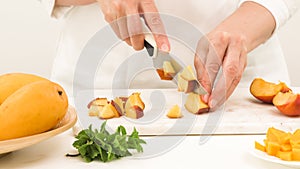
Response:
[255, 141, 265, 152]
[278, 151, 292, 161]
[291, 129, 300, 147]
[281, 144, 292, 152]
[266, 127, 286, 143]
[0, 73, 47, 105]
[266, 141, 281, 156]
[0, 81, 68, 140]
[292, 148, 300, 161]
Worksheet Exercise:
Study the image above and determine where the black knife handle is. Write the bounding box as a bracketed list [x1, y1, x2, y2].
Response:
[144, 39, 154, 57]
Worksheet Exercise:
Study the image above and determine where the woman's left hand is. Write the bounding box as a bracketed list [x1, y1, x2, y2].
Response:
[194, 30, 248, 111]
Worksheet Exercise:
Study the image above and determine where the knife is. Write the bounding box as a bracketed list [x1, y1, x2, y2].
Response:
[143, 32, 207, 95]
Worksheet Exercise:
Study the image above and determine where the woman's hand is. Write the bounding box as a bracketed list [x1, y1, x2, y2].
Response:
[194, 1, 276, 111]
[194, 31, 248, 111]
[97, 0, 170, 51]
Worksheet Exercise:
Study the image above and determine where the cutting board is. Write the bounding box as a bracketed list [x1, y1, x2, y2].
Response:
[72, 87, 300, 136]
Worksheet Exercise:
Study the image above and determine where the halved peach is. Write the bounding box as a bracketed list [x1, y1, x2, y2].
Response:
[273, 92, 300, 116]
[250, 78, 291, 104]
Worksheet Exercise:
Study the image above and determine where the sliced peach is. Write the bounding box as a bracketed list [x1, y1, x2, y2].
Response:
[184, 93, 209, 114]
[177, 74, 196, 93]
[167, 105, 182, 118]
[111, 97, 126, 116]
[273, 92, 300, 116]
[88, 104, 104, 116]
[180, 65, 197, 81]
[125, 106, 144, 119]
[87, 97, 108, 116]
[156, 69, 173, 80]
[250, 78, 291, 104]
[98, 103, 118, 119]
[125, 93, 145, 110]
[87, 97, 108, 109]
[163, 61, 176, 78]
[124, 93, 145, 119]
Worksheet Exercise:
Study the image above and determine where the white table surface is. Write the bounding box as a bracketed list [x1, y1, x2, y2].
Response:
[0, 129, 296, 169]
[1, 87, 300, 169]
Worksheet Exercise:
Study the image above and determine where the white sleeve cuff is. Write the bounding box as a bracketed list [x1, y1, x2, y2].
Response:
[239, 0, 297, 32]
[39, 0, 73, 19]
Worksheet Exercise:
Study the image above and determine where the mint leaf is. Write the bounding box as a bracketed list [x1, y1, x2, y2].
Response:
[71, 121, 146, 162]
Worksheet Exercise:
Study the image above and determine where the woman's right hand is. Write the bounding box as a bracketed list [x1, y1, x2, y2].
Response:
[97, 0, 170, 51]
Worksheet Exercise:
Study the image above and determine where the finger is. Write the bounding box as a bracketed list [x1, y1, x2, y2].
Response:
[194, 37, 210, 102]
[204, 32, 230, 89]
[209, 39, 243, 111]
[110, 20, 123, 41]
[141, 1, 170, 52]
[116, 12, 132, 46]
[126, 8, 144, 50]
[99, 1, 129, 46]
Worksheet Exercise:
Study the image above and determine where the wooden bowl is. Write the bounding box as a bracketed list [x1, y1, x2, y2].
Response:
[0, 106, 77, 155]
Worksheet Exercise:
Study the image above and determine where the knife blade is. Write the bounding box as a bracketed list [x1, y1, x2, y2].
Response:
[143, 30, 207, 95]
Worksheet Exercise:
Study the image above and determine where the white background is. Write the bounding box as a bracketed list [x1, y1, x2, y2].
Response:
[0, 1, 299, 85]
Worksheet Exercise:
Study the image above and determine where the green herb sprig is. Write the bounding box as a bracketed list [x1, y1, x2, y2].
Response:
[71, 121, 146, 162]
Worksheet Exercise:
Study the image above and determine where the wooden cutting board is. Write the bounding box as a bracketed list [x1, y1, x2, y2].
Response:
[72, 87, 300, 136]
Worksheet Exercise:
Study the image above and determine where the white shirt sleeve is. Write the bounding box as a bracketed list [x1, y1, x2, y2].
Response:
[39, 0, 73, 19]
[239, 0, 298, 31]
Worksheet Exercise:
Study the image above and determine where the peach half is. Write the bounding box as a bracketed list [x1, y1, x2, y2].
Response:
[250, 78, 291, 104]
[273, 92, 300, 116]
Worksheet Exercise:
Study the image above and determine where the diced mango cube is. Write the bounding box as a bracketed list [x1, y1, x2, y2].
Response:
[266, 141, 281, 156]
[281, 143, 292, 152]
[292, 148, 300, 161]
[278, 151, 293, 161]
[255, 141, 265, 152]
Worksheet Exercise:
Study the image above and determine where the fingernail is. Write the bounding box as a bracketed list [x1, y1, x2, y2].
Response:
[203, 94, 209, 103]
[161, 43, 169, 52]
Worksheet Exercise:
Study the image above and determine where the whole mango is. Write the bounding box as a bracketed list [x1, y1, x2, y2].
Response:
[0, 73, 47, 105]
[0, 80, 68, 140]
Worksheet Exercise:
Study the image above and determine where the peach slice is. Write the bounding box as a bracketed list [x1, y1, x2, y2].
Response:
[88, 104, 104, 116]
[98, 103, 118, 119]
[125, 106, 144, 119]
[184, 93, 209, 114]
[177, 65, 198, 93]
[87, 98, 108, 116]
[111, 97, 126, 116]
[163, 61, 176, 78]
[180, 65, 197, 81]
[273, 92, 300, 116]
[156, 61, 176, 80]
[250, 78, 291, 104]
[156, 69, 173, 80]
[124, 93, 145, 119]
[167, 105, 182, 118]
[87, 97, 108, 109]
[177, 74, 196, 93]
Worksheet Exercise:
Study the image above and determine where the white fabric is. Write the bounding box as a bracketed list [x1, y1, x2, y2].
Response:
[239, 0, 297, 32]
[39, 0, 73, 19]
[39, 0, 296, 97]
